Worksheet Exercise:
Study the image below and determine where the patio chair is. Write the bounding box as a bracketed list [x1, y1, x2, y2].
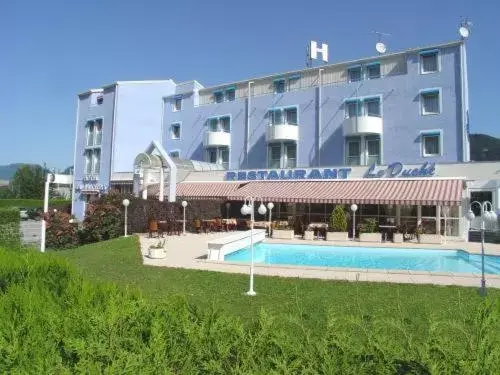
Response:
[148, 219, 160, 238]
[193, 219, 201, 233]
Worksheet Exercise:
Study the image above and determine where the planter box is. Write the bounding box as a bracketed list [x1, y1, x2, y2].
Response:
[272, 229, 295, 240]
[148, 248, 166, 259]
[359, 233, 381, 243]
[419, 234, 443, 244]
[303, 230, 314, 240]
[393, 233, 404, 243]
[326, 231, 349, 241]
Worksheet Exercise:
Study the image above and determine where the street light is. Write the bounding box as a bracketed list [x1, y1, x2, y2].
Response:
[350, 204, 358, 240]
[181, 200, 188, 235]
[267, 202, 274, 238]
[122, 199, 130, 237]
[241, 196, 267, 296]
[466, 200, 497, 296]
[442, 206, 450, 244]
[225, 202, 231, 219]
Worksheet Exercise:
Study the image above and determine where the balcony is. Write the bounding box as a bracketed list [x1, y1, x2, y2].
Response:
[266, 124, 299, 142]
[342, 115, 383, 136]
[204, 131, 231, 147]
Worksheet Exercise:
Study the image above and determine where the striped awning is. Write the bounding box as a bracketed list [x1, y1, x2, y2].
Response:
[147, 182, 243, 200]
[226, 179, 463, 206]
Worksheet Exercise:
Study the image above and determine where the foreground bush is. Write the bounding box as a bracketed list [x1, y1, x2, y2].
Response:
[0, 249, 499, 374]
[45, 211, 79, 249]
[0, 208, 20, 248]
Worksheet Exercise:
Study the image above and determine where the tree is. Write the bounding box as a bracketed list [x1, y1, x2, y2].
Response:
[329, 205, 348, 232]
[9, 164, 45, 199]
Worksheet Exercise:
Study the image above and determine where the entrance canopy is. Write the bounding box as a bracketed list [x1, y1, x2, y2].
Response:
[225, 178, 464, 206]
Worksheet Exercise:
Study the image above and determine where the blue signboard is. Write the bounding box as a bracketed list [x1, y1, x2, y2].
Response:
[363, 162, 435, 178]
[225, 168, 352, 181]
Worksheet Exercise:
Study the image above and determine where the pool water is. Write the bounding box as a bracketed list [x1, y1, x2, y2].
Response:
[224, 243, 500, 275]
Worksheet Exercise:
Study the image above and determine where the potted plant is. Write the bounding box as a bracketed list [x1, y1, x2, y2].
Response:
[393, 225, 404, 243]
[359, 218, 381, 242]
[272, 221, 294, 240]
[148, 239, 167, 259]
[326, 205, 349, 241]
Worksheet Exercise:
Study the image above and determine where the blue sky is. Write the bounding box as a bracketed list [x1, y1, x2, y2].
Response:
[0, 0, 498, 169]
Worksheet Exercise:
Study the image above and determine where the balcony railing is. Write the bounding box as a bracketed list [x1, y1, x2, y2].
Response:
[266, 123, 299, 142]
[204, 131, 231, 147]
[343, 115, 383, 136]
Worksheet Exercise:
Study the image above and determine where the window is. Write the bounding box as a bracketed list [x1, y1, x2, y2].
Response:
[366, 138, 381, 165]
[94, 119, 102, 145]
[170, 123, 181, 140]
[205, 147, 229, 168]
[225, 89, 235, 101]
[268, 144, 281, 168]
[207, 116, 231, 132]
[209, 118, 218, 132]
[285, 143, 296, 168]
[366, 63, 381, 79]
[421, 91, 440, 115]
[86, 122, 94, 146]
[220, 117, 230, 132]
[173, 97, 182, 111]
[93, 149, 101, 174]
[288, 76, 300, 91]
[346, 140, 361, 165]
[269, 109, 283, 125]
[84, 150, 92, 174]
[284, 107, 297, 125]
[470, 191, 493, 217]
[214, 91, 224, 103]
[365, 98, 381, 117]
[422, 132, 441, 156]
[348, 66, 362, 82]
[96, 96, 103, 105]
[420, 51, 438, 74]
[169, 151, 180, 158]
[274, 79, 285, 93]
[345, 101, 361, 118]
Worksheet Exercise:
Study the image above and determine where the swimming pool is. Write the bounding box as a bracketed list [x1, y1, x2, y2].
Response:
[224, 243, 500, 275]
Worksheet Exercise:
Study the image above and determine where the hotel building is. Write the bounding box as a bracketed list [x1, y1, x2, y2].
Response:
[72, 39, 500, 241]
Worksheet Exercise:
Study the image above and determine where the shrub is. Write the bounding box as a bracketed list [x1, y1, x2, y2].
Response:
[45, 211, 79, 249]
[0, 207, 20, 248]
[329, 205, 348, 232]
[359, 218, 378, 233]
[79, 198, 124, 245]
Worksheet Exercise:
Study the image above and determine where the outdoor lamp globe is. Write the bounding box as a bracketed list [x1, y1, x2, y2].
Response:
[241, 204, 249, 216]
[466, 209, 475, 222]
[181, 200, 188, 208]
[122, 199, 130, 207]
[267, 202, 274, 210]
[489, 210, 498, 222]
[258, 203, 267, 215]
[350, 204, 358, 212]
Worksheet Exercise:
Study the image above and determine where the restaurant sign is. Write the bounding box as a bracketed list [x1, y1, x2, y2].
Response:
[225, 162, 436, 181]
[76, 183, 108, 192]
[363, 162, 436, 179]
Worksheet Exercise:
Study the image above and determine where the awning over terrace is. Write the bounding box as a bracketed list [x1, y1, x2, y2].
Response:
[225, 178, 464, 206]
[148, 182, 244, 200]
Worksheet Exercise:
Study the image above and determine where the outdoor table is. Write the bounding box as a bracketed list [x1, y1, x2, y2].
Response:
[307, 223, 328, 239]
[379, 225, 397, 242]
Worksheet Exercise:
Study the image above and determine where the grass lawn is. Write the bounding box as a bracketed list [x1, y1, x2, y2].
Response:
[56, 235, 500, 336]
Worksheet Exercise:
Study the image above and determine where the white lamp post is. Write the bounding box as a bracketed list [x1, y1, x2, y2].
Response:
[241, 196, 267, 296]
[350, 204, 358, 240]
[267, 202, 274, 238]
[466, 200, 497, 296]
[225, 202, 231, 219]
[40, 173, 55, 253]
[122, 199, 130, 237]
[181, 200, 188, 235]
[442, 206, 450, 244]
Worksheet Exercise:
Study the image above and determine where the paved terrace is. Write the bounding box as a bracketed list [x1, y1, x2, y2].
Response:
[140, 232, 500, 288]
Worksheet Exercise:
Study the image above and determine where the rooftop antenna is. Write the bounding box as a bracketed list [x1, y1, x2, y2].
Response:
[459, 17, 472, 39]
[306, 40, 328, 67]
[371, 30, 391, 54]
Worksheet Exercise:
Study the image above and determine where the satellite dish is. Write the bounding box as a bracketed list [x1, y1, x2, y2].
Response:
[459, 26, 470, 38]
[376, 42, 387, 54]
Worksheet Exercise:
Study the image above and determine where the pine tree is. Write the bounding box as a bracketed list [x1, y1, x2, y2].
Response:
[329, 205, 347, 232]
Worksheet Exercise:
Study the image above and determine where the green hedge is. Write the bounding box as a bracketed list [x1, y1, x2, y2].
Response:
[0, 199, 71, 209]
[0, 208, 20, 247]
[0, 248, 499, 373]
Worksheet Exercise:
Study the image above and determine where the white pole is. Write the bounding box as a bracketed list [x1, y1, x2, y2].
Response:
[183, 206, 186, 235]
[40, 177, 50, 252]
[480, 202, 486, 296]
[352, 211, 356, 240]
[268, 208, 272, 237]
[247, 198, 256, 296]
[124, 206, 128, 237]
[318, 68, 323, 166]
